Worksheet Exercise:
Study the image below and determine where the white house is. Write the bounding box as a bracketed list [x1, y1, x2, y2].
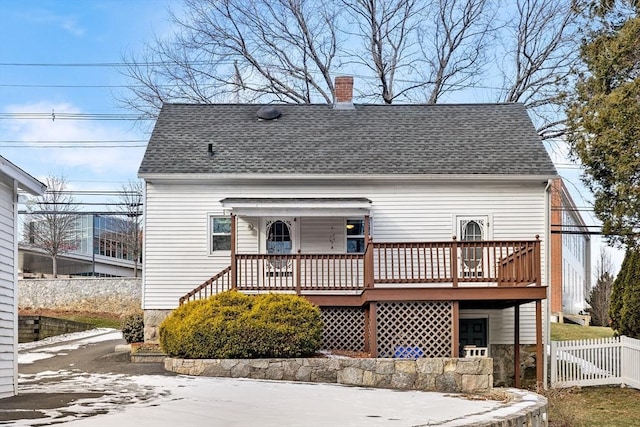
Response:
[0, 156, 46, 399]
[138, 77, 557, 387]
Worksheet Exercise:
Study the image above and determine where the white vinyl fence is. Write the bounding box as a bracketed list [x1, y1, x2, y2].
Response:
[550, 336, 640, 389]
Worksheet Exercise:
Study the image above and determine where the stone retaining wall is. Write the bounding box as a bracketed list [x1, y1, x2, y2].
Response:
[465, 389, 548, 427]
[19, 278, 141, 315]
[18, 315, 92, 343]
[165, 356, 494, 393]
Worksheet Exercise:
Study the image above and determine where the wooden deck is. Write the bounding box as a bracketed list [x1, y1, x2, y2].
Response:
[180, 239, 542, 305]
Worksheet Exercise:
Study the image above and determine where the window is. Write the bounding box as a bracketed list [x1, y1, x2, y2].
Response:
[211, 216, 231, 252]
[346, 219, 365, 253]
[266, 220, 292, 255]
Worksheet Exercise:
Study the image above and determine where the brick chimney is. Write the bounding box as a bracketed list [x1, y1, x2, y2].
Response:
[334, 76, 354, 109]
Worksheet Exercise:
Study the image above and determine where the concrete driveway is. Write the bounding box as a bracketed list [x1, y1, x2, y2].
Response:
[2, 330, 547, 426]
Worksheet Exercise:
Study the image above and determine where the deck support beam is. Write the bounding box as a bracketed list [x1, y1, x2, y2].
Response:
[231, 214, 237, 289]
[452, 301, 459, 357]
[368, 302, 377, 357]
[536, 299, 543, 389]
[514, 304, 520, 388]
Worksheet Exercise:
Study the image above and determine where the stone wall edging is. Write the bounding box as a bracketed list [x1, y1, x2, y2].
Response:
[165, 357, 548, 426]
[461, 388, 548, 427]
[165, 356, 494, 393]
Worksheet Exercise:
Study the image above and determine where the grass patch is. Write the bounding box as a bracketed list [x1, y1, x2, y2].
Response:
[545, 386, 640, 427]
[19, 309, 122, 329]
[62, 314, 121, 329]
[551, 323, 615, 341]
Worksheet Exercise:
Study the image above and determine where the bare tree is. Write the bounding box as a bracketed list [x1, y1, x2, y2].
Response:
[341, 0, 427, 103]
[418, 0, 494, 103]
[120, 0, 587, 137]
[586, 247, 615, 327]
[110, 180, 144, 277]
[496, 0, 586, 139]
[120, 0, 340, 115]
[24, 175, 78, 278]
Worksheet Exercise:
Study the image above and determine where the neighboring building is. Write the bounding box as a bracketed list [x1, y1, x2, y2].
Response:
[138, 77, 557, 387]
[0, 156, 46, 399]
[549, 178, 591, 322]
[19, 213, 141, 278]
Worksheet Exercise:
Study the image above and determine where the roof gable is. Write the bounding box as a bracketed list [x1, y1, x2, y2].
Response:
[139, 103, 557, 177]
[0, 155, 46, 195]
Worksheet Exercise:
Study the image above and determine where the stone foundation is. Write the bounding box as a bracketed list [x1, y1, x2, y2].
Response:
[491, 344, 538, 387]
[143, 309, 172, 343]
[165, 357, 494, 393]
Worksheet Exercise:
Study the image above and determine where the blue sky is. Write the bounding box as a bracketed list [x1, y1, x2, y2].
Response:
[0, 0, 623, 272]
[0, 0, 172, 198]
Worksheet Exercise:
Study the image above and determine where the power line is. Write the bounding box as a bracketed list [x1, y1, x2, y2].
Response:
[1, 139, 147, 143]
[34, 202, 141, 206]
[0, 61, 512, 90]
[0, 112, 155, 121]
[0, 61, 183, 67]
[19, 210, 141, 215]
[2, 144, 146, 148]
[53, 190, 142, 195]
[551, 230, 602, 235]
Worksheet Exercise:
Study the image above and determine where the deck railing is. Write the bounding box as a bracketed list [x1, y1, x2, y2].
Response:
[235, 253, 364, 292]
[179, 240, 541, 302]
[179, 266, 232, 305]
[233, 240, 539, 292]
[373, 240, 540, 286]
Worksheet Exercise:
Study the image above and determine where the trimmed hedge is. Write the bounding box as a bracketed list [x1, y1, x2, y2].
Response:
[159, 291, 323, 359]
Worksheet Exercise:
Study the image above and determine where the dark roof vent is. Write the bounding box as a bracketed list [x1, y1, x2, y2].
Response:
[256, 106, 281, 121]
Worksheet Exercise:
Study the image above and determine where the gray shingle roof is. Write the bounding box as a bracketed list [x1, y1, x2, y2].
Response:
[138, 103, 557, 177]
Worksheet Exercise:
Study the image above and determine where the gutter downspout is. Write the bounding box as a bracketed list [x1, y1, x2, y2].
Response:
[543, 178, 553, 390]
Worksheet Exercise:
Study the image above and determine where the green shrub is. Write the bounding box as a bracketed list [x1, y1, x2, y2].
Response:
[159, 291, 323, 359]
[121, 312, 144, 343]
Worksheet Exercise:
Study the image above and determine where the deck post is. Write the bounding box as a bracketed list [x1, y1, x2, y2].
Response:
[369, 302, 378, 357]
[451, 237, 458, 287]
[295, 251, 301, 295]
[452, 301, 459, 357]
[364, 304, 370, 353]
[514, 304, 521, 388]
[364, 215, 374, 288]
[230, 214, 237, 289]
[535, 235, 541, 286]
[536, 299, 543, 389]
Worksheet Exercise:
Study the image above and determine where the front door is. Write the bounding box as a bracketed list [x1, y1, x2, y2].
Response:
[261, 218, 297, 276]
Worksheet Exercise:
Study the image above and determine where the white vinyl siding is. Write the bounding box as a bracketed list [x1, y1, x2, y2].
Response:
[461, 302, 547, 346]
[300, 217, 345, 253]
[237, 217, 259, 254]
[142, 179, 548, 344]
[0, 181, 16, 399]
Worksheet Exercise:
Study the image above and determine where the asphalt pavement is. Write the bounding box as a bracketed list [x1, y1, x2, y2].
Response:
[1, 330, 548, 427]
[2, 330, 172, 424]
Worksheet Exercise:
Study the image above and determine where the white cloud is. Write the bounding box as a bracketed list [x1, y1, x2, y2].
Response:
[1, 101, 147, 190]
[21, 9, 85, 37]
